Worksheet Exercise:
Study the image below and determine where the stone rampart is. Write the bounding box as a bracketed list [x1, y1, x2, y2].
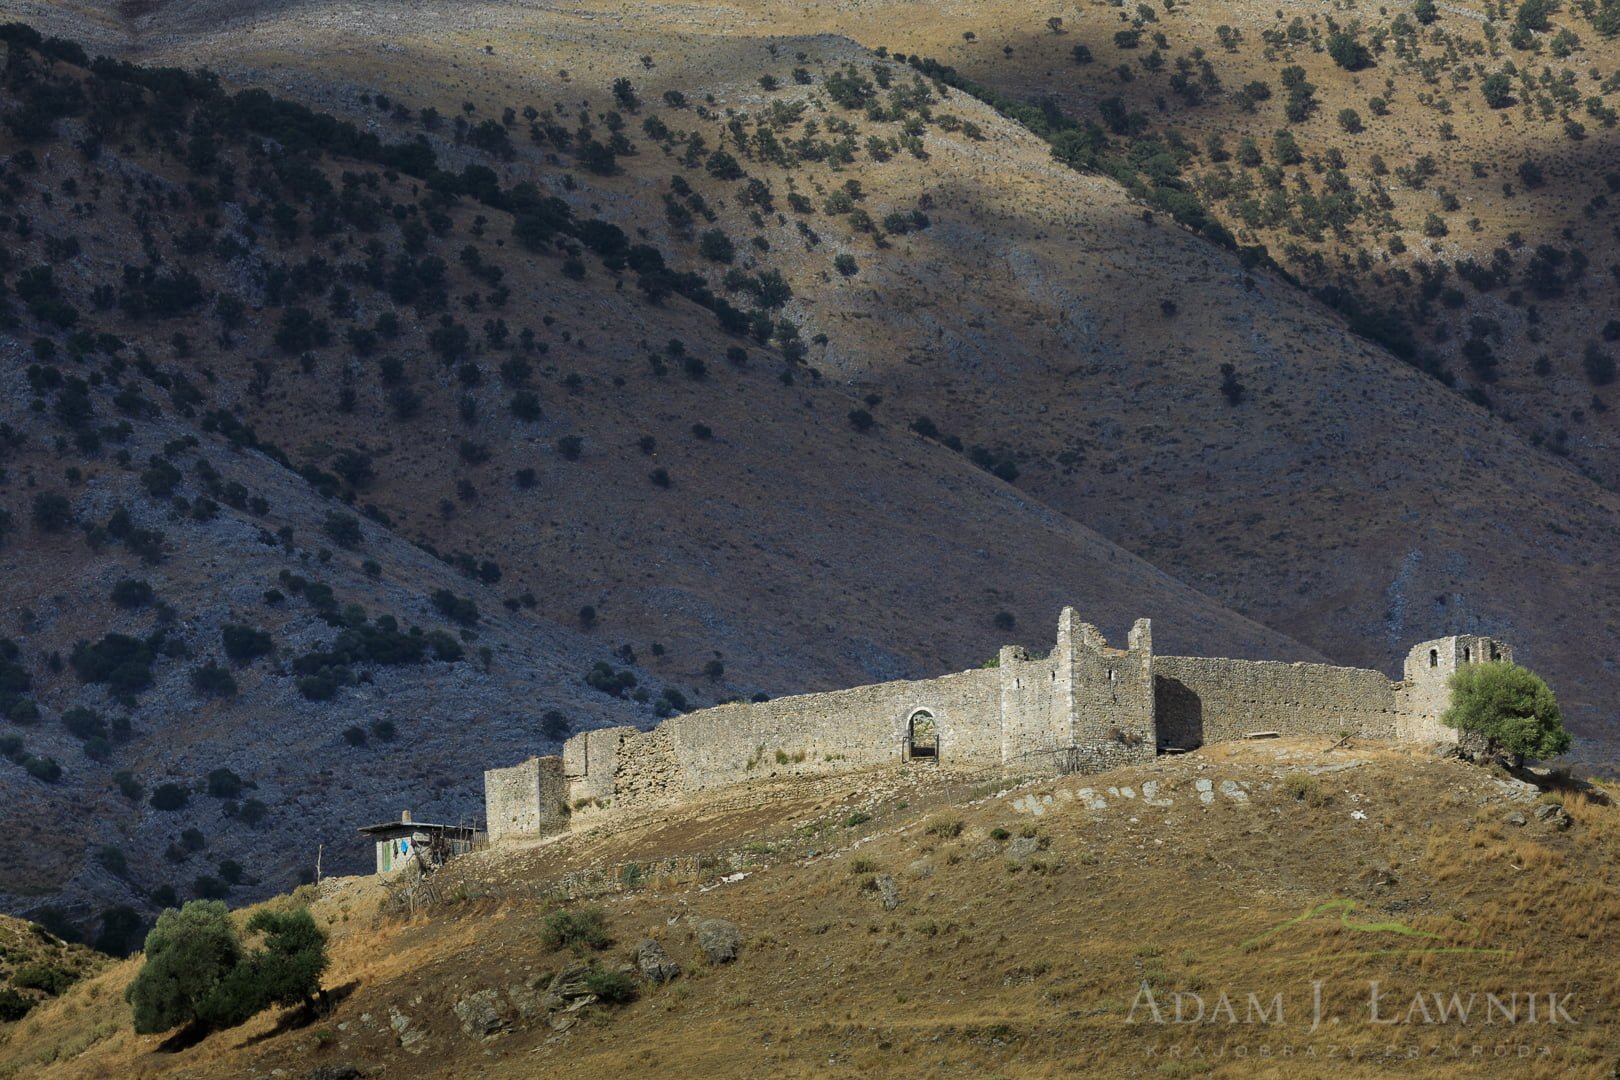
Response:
[569, 667, 1004, 815]
[1153, 655, 1400, 748]
[485, 610, 1517, 844]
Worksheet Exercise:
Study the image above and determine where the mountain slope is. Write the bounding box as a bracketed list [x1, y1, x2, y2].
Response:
[0, 28, 1321, 939]
[14, 1, 1613, 745]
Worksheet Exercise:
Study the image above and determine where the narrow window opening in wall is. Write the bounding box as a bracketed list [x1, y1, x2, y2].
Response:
[1490, 645, 1500, 661]
[907, 710, 938, 762]
[1463, 647, 1471, 663]
[1429, 648, 1438, 668]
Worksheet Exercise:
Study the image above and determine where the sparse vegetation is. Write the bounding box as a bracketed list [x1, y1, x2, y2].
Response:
[540, 906, 611, 955]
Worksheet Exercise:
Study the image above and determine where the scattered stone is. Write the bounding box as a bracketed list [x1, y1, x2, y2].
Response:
[1196, 778, 1215, 805]
[1304, 760, 1366, 775]
[1493, 777, 1540, 802]
[906, 857, 934, 880]
[1142, 780, 1173, 807]
[1011, 793, 1054, 816]
[453, 988, 509, 1038]
[543, 961, 596, 1010]
[696, 918, 741, 964]
[389, 1007, 426, 1054]
[873, 873, 901, 911]
[970, 838, 1001, 861]
[506, 982, 543, 1019]
[1218, 779, 1248, 803]
[1534, 803, 1572, 830]
[1006, 836, 1040, 861]
[1505, 811, 1528, 827]
[308, 1066, 362, 1080]
[635, 938, 681, 983]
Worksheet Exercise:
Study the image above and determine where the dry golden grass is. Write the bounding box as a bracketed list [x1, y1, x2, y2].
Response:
[6, 740, 1620, 1078]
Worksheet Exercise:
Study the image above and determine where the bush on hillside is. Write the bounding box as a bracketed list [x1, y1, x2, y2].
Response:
[125, 901, 327, 1034]
[70, 634, 155, 696]
[1442, 661, 1570, 765]
[221, 625, 273, 664]
[540, 906, 611, 954]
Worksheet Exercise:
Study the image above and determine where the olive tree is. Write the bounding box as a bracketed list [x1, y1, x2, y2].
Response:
[125, 901, 243, 1034]
[1441, 661, 1570, 765]
[125, 901, 328, 1034]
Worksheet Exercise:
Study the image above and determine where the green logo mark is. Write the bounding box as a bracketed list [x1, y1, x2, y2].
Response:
[1238, 899, 1511, 960]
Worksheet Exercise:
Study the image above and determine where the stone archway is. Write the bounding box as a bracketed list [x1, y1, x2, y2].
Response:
[907, 709, 938, 762]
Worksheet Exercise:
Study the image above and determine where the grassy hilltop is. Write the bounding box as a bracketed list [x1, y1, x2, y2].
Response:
[3, 740, 1620, 1078]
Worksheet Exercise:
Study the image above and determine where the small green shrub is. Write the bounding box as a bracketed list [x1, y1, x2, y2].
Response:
[1282, 773, 1326, 807]
[150, 782, 190, 811]
[0, 986, 32, 1021]
[540, 907, 611, 955]
[110, 579, 155, 608]
[221, 625, 273, 664]
[584, 963, 637, 1004]
[321, 512, 362, 549]
[12, 961, 76, 996]
[206, 768, 247, 798]
[70, 634, 156, 695]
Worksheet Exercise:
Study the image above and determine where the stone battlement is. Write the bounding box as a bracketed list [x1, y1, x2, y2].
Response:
[484, 609, 1511, 843]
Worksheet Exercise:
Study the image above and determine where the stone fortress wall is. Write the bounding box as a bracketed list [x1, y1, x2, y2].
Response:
[484, 609, 1513, 844]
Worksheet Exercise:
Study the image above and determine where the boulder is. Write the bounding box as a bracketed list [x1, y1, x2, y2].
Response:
[506, 982, 544, 1019]
[388, 1007, 426, 1054]
[452, 988, 509, 1038]
[873, 873, 901, 911]
[543, 961, 596, 1010]
[308, 1066, 362, 1080]
[1534, 802, 1572, 830]
[1505, 811, 1528, 827]
[696, 918, 741, 964]
[634, 938, 681, 983]
[1006, 836, 1041, 861]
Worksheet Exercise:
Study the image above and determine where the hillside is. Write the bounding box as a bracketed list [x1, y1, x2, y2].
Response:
[2, 740, 1618, 1077]
[0, 915, 104, 1029]
[12, 1, 1620, 723]
[0, 24, 1317, 942]
[4, 0, 1620, 943]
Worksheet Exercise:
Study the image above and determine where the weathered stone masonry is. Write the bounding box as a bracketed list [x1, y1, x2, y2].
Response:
[484, 610, 1512, 843]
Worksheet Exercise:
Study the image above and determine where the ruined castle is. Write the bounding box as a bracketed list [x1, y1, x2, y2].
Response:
[484, 609, 1510, 843]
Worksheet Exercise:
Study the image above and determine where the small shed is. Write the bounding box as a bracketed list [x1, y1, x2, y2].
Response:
[356, 810, 478, 876]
